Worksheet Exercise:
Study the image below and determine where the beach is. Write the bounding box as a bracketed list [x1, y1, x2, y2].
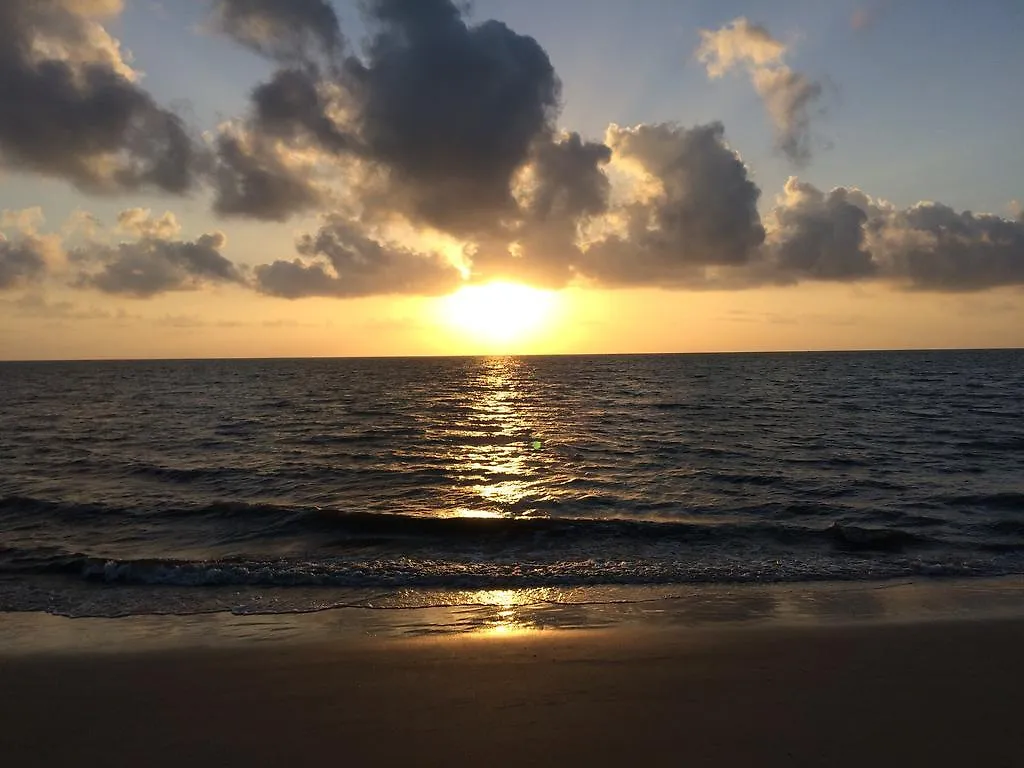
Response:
[3, 583, 1023, 767]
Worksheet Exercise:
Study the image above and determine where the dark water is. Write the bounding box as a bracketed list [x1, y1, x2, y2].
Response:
[2, 350, 1023, 617]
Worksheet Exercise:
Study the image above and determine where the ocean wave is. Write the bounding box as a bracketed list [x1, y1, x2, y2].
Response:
[0, 545, 1014, 595]
[943, 492, 1024, 511]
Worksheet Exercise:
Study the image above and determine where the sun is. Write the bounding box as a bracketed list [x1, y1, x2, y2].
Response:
[439, 281, 558, 349]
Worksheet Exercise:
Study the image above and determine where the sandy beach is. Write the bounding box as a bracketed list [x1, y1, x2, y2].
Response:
[2, 606, 1023, 767]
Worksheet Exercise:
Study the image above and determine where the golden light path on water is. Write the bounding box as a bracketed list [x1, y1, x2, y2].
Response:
[439, 355, 553, 522]
[427, 356, 574, 637]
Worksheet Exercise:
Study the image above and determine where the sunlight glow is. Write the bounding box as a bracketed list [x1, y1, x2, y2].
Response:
[439, 281, 558, 349]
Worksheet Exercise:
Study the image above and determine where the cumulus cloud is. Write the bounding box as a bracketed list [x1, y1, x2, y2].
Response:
[697, 18, 823, 164]
[255, 216, 462, 298]
[212, 128, 326, 221]
[764, 177, 876, 281]
[348, 0, 560, 232]
[4, 2, 1022, 302]
[75, 211, 243, 297]
[0, 237, 51, 290]
[758, 178, 1024, 292]
[0, 208, 64, 290]
[115, 208, 181, 240]
[0, 0, 200, 193]
[579, 122, 765, 286]
[211, 0, 561, 233]
[470, 132, 613, 288]
[870, 203, 1024, 292]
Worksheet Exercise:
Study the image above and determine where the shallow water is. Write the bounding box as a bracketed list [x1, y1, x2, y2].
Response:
[2, 350, 1023, 616]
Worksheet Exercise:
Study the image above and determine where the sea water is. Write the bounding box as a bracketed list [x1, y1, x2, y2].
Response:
[1, 350, 1022, 618]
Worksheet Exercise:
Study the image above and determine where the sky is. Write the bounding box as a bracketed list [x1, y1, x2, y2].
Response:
[1, 0, 1022, 360]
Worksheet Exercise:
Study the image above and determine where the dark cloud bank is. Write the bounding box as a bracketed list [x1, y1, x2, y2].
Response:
[1, 0, 1022, 299]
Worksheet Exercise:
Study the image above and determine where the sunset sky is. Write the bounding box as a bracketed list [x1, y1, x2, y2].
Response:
[1, 0, 1022, 360]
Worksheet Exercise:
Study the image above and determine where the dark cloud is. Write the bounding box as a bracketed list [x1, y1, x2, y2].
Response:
[255, 216, 461, 298]
[766, 177, 876, 281]
[756, 179, 1024, 292]
[250, 68, 351, 151]
[470, 132, 613, 288]
[0, 0, 200, 193]
[212, 0, 344, 63]
[348, 0, 561, 231]
[214, 0, 561, 232]
[211, 130, 325, 221]
[76, 213, 243, 297]
[872, 203, 1024, 292]
[579, 122, 765, 286]
[526, 133, 613, 222]
[0, 236, 50, 290]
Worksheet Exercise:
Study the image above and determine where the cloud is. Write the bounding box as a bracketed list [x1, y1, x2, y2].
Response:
[697, 18, 823, 164]
[254, 215, 462, 298]
[870, 203, 1024, 292]
[764, 177, 876, 281]
[0, 236, 51, 290]
[212, 0, 561, 234]
[211, 128, 326, 221]
[0, 0, 200, 193]
[0, 208, 64, 290]
[578, 122, 765, 286]
[116, 208, 181, 239]
[470, 132, 613, 288]
[4, 3, 1022, 303]
[1, 293, 127, 320]
[74, 211, 244, 297]
[757, 178, 1024, 292]
[211, 0, 344, 64]
[348, 0, 561, 232]
[851, 2, 890, 32]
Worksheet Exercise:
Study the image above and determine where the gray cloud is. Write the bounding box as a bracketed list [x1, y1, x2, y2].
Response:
[213, 0, 561, 233]
[212, 0, 344, 64]
[0, 236, 51, 290]
[255, 216, 462, 298]
[0, 0, 200, 193]
[871, 203, 1024, 291]
[765, 177, 876, 281]
[212, 130, 325, 221]
[697, 18, 823, 164]
[470, 132, 613, 288]
[5, 3, 1022, 302]
[579, 122, 765, 287]
[348, 0, 561, 232]
[75, 212, 243, 297]
[526, 133, 613, 223]
[758, 178, 1024, 292]
[249, 67, 351, 151]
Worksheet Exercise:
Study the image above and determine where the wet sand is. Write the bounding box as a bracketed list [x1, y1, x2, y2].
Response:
[2, 614, 1023, 767]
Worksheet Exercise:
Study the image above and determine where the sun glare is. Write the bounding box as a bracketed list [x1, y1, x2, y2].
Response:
[440, 281, 558, 349]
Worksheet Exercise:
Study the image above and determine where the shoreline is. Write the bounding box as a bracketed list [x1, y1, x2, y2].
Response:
[3, 575, 1024, 656]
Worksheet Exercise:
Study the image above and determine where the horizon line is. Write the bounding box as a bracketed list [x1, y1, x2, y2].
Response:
[1, 345, 1021, 365]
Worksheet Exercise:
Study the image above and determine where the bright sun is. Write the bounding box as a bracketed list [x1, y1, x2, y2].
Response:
[440, 281, 558, 348]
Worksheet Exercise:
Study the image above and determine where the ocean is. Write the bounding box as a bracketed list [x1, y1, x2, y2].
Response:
[2, 349, 1023, 620]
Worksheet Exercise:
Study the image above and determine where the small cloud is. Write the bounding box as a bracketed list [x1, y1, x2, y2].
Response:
[851, 2, 889, 32]
[697, 18, 824, 165]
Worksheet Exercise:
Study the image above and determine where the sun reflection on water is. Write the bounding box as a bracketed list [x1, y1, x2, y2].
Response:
[463, 589, 543, 637]
[442, 356, 559, 520]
